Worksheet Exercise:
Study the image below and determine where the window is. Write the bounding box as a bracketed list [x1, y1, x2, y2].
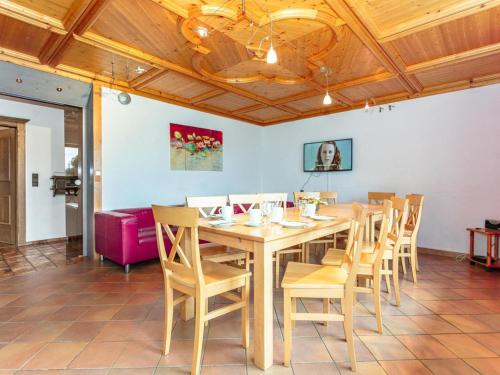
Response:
[65, 147, 79, 176]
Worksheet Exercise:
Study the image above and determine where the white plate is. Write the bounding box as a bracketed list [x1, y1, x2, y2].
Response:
[209, 220, 235, 227]
[244, 222, 264, 227]
[280, 221, 308, 229]
[208, 214, 223, 219]
[310, 215, 336, 221]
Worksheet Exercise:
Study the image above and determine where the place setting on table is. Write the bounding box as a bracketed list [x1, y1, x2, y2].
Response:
[205, 199, 337, 230]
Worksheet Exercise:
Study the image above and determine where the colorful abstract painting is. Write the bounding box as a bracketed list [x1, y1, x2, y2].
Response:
[170, 123, 223, 171]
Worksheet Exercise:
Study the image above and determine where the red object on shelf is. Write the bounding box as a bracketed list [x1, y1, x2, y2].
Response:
[467, 227, 500, 270]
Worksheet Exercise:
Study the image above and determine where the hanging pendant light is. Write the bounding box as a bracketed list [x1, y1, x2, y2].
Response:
[323, 92, 332, 105]
[364, 99, 370, 112]
[322, 66, 332, 106]
[266, 17, 278, 64]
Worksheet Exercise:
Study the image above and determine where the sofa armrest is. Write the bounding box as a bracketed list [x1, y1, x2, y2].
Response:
[95, 211, 139, 265]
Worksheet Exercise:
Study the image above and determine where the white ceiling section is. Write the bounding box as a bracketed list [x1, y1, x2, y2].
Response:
[0, 61, 91, 107]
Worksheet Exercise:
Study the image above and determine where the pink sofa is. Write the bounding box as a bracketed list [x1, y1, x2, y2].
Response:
[95, 208, 171, 272]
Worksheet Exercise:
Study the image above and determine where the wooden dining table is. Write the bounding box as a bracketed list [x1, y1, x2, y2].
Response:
[181, 203, 383, 370]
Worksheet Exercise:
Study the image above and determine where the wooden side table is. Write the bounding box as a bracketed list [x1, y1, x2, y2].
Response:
[467, 228, 500, 270]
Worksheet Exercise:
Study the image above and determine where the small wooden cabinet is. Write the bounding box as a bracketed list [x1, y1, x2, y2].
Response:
[50, 175, 80, 196]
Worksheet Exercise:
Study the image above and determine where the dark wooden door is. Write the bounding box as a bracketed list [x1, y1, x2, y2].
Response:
[0, 128, 16, 244]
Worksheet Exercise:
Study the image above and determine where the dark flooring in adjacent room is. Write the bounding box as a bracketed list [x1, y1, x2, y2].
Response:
[0, 250, 498, 374]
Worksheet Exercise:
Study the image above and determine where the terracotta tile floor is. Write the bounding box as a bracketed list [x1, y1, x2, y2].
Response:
[0, 240, 82, 279]
[0, 251, 499, 374]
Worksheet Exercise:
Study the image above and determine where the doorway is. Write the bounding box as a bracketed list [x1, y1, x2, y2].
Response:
[0, 126, 16, 244]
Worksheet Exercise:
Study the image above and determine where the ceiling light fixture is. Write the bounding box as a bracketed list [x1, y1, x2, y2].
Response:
[321, 66, 332, 106]
[15, 77, 22, 84]
[266, 17, 277, 64]
[195, 26, 208, 38]
[134, 66, 146, 75]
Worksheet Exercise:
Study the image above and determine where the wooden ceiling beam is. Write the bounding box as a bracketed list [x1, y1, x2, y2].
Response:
[39, 0, 112, 66]
[129, 68, 169, 89]
[406, 42, 500, 74]
[0, 0, 66, 34]
[324, 0, 422, 94]
[149, 0, 189, 19]
[190, 89, 225, 104]
[76, 32, 275, 106]
[378, 0, 500, 43]
[231, 104, 268, 114]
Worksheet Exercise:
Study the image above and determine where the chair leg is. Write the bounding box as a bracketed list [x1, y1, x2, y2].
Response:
[241, 277, 250, 348]
[393, 257, 401, 306]
[323, 298, 330, 326]
[401, 249, 407, 275]
[414, 242, 420, 272]
[343, 294, 356, 372]
[275, 253, 280, 288]
[384, 259, 391, 294]
[411, 241, 418, 283]
[191, 295, 205, 375]
[373, 274, 383, 334]
[283, 289, 292, 367]
[205, 299, 209, 327]
[305, 242, 310, 263]
[163, 280, 174, 355]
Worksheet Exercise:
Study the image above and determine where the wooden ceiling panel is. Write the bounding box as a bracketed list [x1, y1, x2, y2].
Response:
[243, 106, 294, 122]
[322, 26, 387, 83]
[57, 39, 153, 82]
[414, 52, 500, 87]
[0, 15, 52, 56]
[90, 0, 194, 67]
[8, 0, 73, 20]
[338, 77, 406, 102]
[393, 6, 500, 65]
[143, 71, 217, 100]
[285, 94, 334, 112]
[235, 81, 312, 101]
[198, 92, 260, 112]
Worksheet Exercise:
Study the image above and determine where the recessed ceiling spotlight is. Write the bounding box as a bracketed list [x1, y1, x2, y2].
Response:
[194, 26, 208, 38]
[56, 87, 63, 92]
[134, 66, 146, 75]
[15, 77, 22, 84]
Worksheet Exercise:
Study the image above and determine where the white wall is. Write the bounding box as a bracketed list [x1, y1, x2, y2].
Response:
[261, 84, 500, 253]
[101, 88, 263, 209]
[0, 98, 66, 242]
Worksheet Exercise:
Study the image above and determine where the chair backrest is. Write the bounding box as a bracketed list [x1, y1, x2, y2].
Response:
[371, 199, 393, 266]
[387, 196, 409, 253]
[368, 192, 396, 205]
[152, 205, 204, 287]
[259, 193, 288, 209]
[228, 194, 262, 213]
[186, 195, 228, 218]
[319, 191, 338, 204]
[293, 191, 320, 204]
[405, 194, 424, 238]
[342, 203, 368, 287]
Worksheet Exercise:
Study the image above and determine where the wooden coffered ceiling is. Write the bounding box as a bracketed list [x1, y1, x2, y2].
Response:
[0, 0, 499, 125]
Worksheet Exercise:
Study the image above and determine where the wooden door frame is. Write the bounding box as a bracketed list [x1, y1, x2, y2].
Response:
[0, 116, 27, 246]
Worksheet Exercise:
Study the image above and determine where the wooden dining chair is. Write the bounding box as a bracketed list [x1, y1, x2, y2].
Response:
[186, 195, 248, 266]
[400, 194, 424, 283]
[228, 193, 262, 213]
[260, 192, 305, 288]
[371, 196, 409, 306]
[282, 203, 367, 372]
[152, 205, 251, 375]
[367, 192, 396, 242]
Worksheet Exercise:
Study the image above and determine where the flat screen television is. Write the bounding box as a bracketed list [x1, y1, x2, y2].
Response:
[303, 138, 352, 172]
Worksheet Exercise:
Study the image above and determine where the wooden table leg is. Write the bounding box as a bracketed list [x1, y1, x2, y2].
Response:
[469, 231, 475, 260]
[253, 243, 274, 370]
[181, 229, 194, 321]
[486, 235, 492, 268]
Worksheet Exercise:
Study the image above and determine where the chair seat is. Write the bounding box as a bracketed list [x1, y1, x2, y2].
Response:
[361, 241, 394, 260]
[200, 245, 246, 262]
[281, 262, 347, 289]
[321, 248, 345, 266]
[171, 260, 250, 289]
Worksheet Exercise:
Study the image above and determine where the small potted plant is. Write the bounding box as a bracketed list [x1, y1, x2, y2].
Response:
[300, 198, 327, 216]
